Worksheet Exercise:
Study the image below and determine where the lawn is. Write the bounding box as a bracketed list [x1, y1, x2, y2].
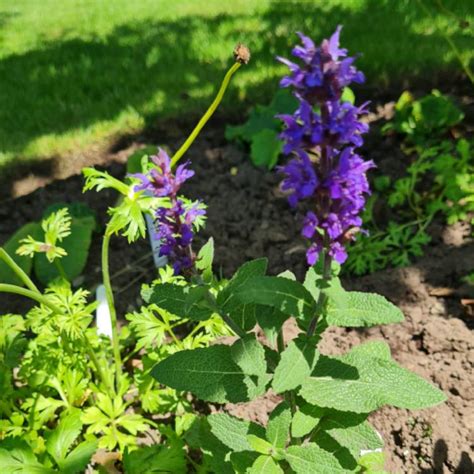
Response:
[0, 0, 473, 172]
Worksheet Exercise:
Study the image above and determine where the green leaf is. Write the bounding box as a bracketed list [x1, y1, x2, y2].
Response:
[255, 306, 289, 347]
[125, 146, 157, 175]
[123, 442, 187, 474]
[272, 336, 319, 393]
[326, 290, 404, 327]
[266, 401, 291, 449]
[250, 129, 282, 169]
[0, 438, 55, 473]
[151, 338, 268, 403]
[291, 405, 324, 438]
[316, 411, 383, 458]
[249, 455, 284, 474]
[235, 276, 316, 322]
[217, 258, 268, 333]
[46, 410, 82, 463]
[247, 435, 272, 454]
[145, 283, 213, 321]
[358, 451, 387, 473]
[34, 216, 95, 284]
[208, 413, 265, 452]
[196, 237, 214, 281]
[285, 443, 355, 473]
[0, 223, 42, 286]
[60, 440, 98, 474]
[300, 341, 446, 413]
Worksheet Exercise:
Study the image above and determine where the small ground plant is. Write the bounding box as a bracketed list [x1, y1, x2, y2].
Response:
[0, 31, 446, 473]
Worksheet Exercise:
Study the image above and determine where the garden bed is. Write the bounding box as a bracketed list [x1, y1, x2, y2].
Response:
[1, 91, 473, 473]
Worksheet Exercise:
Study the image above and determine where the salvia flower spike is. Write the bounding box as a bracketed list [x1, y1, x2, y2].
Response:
[278, 26, 374, 267]
[131, 149, 205, 274]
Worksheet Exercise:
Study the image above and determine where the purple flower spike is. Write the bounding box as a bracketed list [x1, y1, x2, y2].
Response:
[277, 27, 374, 267]
[131, 148, 205, 274]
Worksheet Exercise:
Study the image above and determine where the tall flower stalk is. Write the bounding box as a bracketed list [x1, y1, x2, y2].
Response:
[278, 26, 374, 269]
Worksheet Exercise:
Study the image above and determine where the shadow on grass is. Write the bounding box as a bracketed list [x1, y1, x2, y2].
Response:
[0, 0, 472, 196]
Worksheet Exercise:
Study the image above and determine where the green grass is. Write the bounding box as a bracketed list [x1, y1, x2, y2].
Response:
[0, 0, 473, 172]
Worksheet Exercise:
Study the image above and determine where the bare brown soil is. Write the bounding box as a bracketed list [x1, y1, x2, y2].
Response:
[1, 98, 473, 472]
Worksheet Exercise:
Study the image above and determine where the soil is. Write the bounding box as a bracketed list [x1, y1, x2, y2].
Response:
[1, 88, 473, 473]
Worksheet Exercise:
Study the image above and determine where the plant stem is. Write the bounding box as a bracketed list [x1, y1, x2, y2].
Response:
[54, 259, 69, 281]
[101, 231, 123, 391]
[84, 340, 112, 393]
[277, 330, 285, 353]
[0, 283, 62, 313]
[307, 240, 332, 338]
[0, 247, 39, 292]
[170, 62, 242, 168]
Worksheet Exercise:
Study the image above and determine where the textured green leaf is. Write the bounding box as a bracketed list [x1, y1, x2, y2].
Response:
[146, 283, 213, 321]
[46, 410, 82, 463]
[317, 412, 383, 458]
[250, 129, 282, 169]
[217, 258, 268, 332]
[326, 291, 404, 327]
[208, 413, 265, 453]
[60, 440, 98, 474]
[272, 336, 319, 393]
[248, 455, 284, 474]
[285, 443, 355, 473]
[255, 306, 289, 347]
[151, 338, 268, 403]
[35, 217, 95, 284]
[235, 276, 317, 322]
[230, 451, 260, 473]
[300, 342, 446, 413]
[266, 402, 291, 449]
[0, 222, 42, 286]
[358, 451, 387, 473]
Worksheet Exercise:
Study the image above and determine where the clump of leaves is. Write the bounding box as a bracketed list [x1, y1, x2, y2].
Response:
[225, 89, 298, 168]
[383, 89, 464, 141]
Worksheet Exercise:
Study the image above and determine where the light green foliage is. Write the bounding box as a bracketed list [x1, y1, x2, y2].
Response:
[82, 392, 150, 450]
[347, 134, 474, 276]
[17, 208, 71, 262]
[300, 342, 446, 413]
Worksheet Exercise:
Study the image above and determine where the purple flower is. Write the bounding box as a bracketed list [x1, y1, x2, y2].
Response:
[278, 26, 364, 103]
[131, 148, 205, 274]
[277, 28, 373, 267]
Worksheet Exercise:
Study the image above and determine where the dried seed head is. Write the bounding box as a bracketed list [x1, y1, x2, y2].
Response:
[234, 43, 250, 65]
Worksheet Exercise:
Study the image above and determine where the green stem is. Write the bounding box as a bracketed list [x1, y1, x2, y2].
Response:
[102, 231, 123, 391]
[84, 341, 111, 393]
[0, 283, 61, 313]
[307, 240, 332, 338]
[170, 62, 242, 168]
[54, 259, 68, 281]
[0, 247, 39, 293]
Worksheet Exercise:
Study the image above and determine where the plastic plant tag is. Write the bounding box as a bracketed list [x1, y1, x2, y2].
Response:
[145, 213, 167, 269]
[96, 284, 113, 339]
